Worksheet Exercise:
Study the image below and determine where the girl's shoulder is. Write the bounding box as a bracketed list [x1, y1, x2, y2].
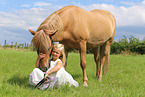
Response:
[56, 59, 62, 66]
[51, 59, 62, 63]
[56, 59, 62, 63]
[50, 59, 62, 67]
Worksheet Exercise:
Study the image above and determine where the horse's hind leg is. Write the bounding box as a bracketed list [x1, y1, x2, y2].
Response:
[103, 46, 110, 74]
[99, 41, 111, 81]
[64, 47, 69, 68]
[92, 47, 100, 79]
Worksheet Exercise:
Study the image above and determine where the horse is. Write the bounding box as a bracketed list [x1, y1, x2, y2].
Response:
[29, 5, 116, 86]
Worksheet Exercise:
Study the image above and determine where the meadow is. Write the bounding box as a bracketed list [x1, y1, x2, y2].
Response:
[0, 49, 144, 97]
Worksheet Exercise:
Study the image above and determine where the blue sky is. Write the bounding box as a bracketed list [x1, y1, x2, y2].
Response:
[0, 0, 145, 45]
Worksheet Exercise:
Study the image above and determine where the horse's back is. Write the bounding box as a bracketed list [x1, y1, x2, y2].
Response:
[55, 6, 116, 48]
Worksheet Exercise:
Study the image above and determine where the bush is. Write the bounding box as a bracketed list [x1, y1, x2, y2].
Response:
[111, 35, 145, 54]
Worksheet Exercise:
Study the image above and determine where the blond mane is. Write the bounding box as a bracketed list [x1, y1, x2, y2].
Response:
[32, 13, 64, 53]
[32, 30, 51, 53]
[37, 13, 63, 32]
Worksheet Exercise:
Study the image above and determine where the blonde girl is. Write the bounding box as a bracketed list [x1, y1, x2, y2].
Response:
[29, 44, 79, 90]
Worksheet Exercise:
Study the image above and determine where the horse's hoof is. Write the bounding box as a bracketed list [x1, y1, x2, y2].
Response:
[98, 77, 102, 82]
[83, 83, 88, 87]
[96, 75, 99, 79]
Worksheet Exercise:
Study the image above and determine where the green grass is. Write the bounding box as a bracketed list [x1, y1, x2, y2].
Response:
[0, 49, 145, 97]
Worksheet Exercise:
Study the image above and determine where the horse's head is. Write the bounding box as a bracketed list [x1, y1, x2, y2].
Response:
[29, 29, 57, 71]
[37, 51, 50, 71]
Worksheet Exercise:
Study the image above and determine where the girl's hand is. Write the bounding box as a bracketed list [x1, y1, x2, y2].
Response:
[44, 74, 49, 81]
[45, 73, 49, 78]
[38, 53, 46, 60]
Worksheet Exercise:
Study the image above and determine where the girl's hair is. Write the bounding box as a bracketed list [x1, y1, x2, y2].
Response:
[53, 44, 66, 66]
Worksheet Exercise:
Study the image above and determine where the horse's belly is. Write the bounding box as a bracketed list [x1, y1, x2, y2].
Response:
[86, 40, 105, 49]
[87, 31, 111, 49]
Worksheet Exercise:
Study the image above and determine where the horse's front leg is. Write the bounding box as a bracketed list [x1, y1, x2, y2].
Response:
[79, 40, 88, 86]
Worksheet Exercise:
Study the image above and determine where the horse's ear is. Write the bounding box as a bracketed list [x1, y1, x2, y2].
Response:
[43, 29, 58, 36]
[29, 29, 37, 35]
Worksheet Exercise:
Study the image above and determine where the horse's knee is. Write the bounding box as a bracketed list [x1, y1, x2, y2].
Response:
[80, 61, 86, 69]
[104, 51, 108, 56]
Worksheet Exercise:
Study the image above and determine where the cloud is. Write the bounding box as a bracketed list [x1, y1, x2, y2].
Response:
[120, 1, 135, 6]
[21, 4, 30, 8]
[0, 5, 61, 45]
[79, 2, 145, 27]
[115, 6, 145, 27]
[34, 2, 51, 7]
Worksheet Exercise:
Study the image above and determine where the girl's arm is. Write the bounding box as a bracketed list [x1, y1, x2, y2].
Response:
[35, 53, 46, 68]
[45, 60, 63, 78]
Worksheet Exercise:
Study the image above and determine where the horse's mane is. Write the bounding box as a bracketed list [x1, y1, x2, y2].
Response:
[32, 13, 64, 53]
[37, 13, 63, 32]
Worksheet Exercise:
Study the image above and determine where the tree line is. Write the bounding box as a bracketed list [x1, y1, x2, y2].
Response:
[1, 35, 145, 55]
[111, 35, 145, 55]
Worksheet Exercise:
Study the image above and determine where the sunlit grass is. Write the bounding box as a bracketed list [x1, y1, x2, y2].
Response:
[0, 49, 145, 97]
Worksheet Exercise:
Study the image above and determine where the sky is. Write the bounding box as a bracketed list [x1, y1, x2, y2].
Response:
[0, 0, 145, 45]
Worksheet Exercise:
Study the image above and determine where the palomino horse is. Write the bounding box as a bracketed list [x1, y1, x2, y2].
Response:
[29, 5, 116, 86]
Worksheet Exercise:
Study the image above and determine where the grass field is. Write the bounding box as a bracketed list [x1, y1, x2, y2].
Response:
[0, 49, 145, 97]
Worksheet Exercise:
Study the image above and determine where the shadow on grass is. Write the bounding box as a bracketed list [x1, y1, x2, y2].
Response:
[72, 74, 82, 79]
[6, 74, 82, 89]
[6, 75, 34, 89]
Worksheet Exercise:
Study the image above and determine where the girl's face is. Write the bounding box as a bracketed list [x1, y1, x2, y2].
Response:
[52, 48, 61, 60]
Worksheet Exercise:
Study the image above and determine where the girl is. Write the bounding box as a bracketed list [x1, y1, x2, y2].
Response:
[29, 44, 79, 90]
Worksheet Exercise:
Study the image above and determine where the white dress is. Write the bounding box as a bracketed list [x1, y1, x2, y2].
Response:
[29, 59, 79, 90]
